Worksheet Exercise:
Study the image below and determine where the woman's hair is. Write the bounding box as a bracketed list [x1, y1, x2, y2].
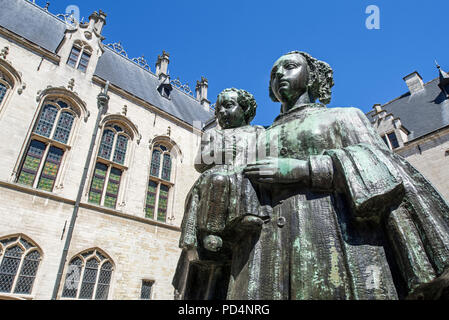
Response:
[215, 88, 257, 124]
[269, 51, 334, 105]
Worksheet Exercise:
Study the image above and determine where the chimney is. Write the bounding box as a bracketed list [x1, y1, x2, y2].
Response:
[88, 10, 107, 34]
[403, 71, 424, 94]
[372, 104, 386, 119]
[394, 118, 402, 129]
[155, 51, 170, 78]
[196, 77, 210, 108]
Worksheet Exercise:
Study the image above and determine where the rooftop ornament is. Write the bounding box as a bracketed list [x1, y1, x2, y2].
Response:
[106, 42, 151, 72]
[56, 13, 77, 29]
[170, 78, 193, 97]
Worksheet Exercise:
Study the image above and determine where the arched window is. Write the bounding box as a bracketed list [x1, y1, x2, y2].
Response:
[67, 41, 92, 73]
[61, 249, 113, 300]
[0, 236, 42, 295]
[145, 144, 173, 222]
[0, 70, 13, 107]
[17, 98, 79, 191]
[88, 124, 130, 209]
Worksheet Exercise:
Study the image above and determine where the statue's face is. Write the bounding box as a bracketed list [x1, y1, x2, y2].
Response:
[216, 91, 246, 129]
[270, 53, 309, 104]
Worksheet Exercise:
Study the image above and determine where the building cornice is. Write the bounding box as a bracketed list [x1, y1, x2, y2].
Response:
[0, 180, 181, 232]
[0, 26, 60, 64]
[396, 124, 449, 153]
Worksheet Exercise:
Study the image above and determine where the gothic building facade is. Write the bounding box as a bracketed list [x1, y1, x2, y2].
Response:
[368, 66, 449, 202]
[0, 0, 214, 300]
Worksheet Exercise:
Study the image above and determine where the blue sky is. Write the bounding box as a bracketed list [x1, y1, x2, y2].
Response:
[43, 0, 449, 126]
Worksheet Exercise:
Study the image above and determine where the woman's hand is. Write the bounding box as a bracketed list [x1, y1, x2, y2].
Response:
[243, 157, 310, 185]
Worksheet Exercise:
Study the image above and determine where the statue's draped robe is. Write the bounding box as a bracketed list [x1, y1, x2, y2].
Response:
[175, 104, 449, 300]
[225, 104, 449, 300]
[174, 125, 266, 300]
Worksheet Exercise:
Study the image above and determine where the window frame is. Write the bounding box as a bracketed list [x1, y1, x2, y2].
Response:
[61, 249, 114, 300]
[381, 130, 401, 150]
[145, 144, 175, 223]
[140, 279, 155, 300]
[0, 235, 42, 297]
[66, 43, 92, 73]
[0, 68, 14, 114]
[16, 98, 79, 191]
[87, 123, 132, 209]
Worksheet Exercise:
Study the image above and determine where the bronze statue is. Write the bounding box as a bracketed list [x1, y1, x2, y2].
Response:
[173, 88, 266, 299]
[174, 51, 449, 300]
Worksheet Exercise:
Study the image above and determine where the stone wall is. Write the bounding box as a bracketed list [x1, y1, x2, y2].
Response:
[0, 17, 204, 300]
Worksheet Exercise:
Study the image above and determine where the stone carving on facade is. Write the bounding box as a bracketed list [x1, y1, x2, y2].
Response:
[174, 51, 449, 300]
[1, 46, 9, 59]
[67, 78, 75, 91]
[17, 83, 26, 95]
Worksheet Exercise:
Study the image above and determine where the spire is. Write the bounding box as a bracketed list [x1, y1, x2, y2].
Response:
[436, 60, 449, 81]
[436, 60, 449, 95]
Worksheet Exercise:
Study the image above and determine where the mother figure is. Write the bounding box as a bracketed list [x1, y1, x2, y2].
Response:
[175, 51, 449, 300]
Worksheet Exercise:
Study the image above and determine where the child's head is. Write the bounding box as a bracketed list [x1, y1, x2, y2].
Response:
[215, 88, 257, 129]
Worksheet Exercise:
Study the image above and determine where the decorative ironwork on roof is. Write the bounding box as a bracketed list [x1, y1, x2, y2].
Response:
[105, 42, 150, 72]
[170, 78, 193, 97]
[55, 13, 77, 29]
[131, 56, 150, 71]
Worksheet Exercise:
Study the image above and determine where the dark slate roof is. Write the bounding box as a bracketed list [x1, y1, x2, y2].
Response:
[94, 48, 214, 126]
[0, 0, 66, 52]
[0, 0, 214, 126]
[367, 77, 449, 141]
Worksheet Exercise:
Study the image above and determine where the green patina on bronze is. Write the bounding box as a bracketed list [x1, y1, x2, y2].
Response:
[173, 51, 449, 300]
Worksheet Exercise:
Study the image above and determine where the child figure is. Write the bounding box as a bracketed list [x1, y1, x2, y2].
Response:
[191, 88, 267, 253]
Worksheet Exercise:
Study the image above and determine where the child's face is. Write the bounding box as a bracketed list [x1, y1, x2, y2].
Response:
[216, 91, 246, 129]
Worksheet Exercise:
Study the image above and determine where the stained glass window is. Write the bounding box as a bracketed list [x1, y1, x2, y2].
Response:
[161, 154, 172, 181]
[14, 251, 41, 294]
[37, 146, 64, 192]
[0, 83, 7, 105]
[150, 150, 161, 177]
[145, 180, 158, 219]
[34, 104, 58, 138]
[62, 257, 82, 298]
[67, 46, 80, 68]
[17, 140, 46, 187]
[113, 135, 128, 165]
[79, 258, 98, 299]
[88, 163, 108, 205]
[104, 168, 122, 209]
[157, 185, 169, 222]
[53, 111, 74, 144]
[99, 129, 115, 160]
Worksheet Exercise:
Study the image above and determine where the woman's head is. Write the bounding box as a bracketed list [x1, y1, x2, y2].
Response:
[269, 51, 334, 105]
[215, 88, 257, 128]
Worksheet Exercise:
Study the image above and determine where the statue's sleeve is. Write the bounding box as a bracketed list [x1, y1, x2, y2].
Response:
[322, 108, 405, 220]
[179, 183, 199, 249]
